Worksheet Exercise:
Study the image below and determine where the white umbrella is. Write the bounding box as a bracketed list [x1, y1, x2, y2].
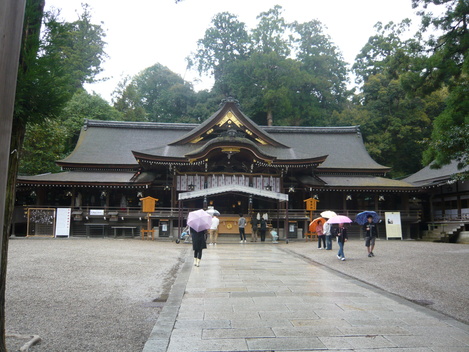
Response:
[206, 208, 220, 216]
[320, 210, 337, 219]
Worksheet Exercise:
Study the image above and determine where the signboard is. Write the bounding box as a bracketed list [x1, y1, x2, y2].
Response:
[55, 208, 71, 237]
[385, 212, 402, 239]
[90, 209, 104, 216]
[140, 196, 158, 213]
[303, 198, 319, 211]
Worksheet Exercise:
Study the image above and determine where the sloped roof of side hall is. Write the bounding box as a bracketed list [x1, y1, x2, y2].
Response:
[403, 160, 469, 187]
[59, 101, 389, 173]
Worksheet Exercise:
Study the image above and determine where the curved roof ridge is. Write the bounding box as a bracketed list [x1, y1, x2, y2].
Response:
[168, 101, 288, 147]
[84, 119, 197, 130]
[264, 125, 361, 134]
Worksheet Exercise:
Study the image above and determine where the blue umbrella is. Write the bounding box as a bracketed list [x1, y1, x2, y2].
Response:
[355, 211, 380, 225]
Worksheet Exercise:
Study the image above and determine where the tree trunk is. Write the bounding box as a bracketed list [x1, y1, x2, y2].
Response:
[0, 1, 43, 350]
[267, 109, 273, 126]
[0, 121, 27, 350]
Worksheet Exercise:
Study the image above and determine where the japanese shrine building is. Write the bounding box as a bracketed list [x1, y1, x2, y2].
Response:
[16, 99, 420, 238]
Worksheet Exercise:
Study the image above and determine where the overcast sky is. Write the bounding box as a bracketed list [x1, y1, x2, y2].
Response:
[44, 0, 421, 102]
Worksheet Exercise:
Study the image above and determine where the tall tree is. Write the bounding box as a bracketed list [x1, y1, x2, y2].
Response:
[349, 20, 441, 177]
[224, 52, 319, 126]
[113, 63, 196, 122]
[291, 19, 350, 119]
[251, 5, 290, 57]
[413, 0, 469, 177]
[187, 12, 250, 94]
[2, 3, 106, 349]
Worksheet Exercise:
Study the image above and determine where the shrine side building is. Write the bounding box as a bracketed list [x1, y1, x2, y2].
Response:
[16, 99, 420, 239]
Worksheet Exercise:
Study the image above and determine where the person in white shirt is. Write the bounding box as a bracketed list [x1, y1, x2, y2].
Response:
[209, 215, 219, 245]
[323, 221, 332, 250]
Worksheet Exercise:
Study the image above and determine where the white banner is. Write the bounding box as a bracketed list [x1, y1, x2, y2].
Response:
[385, 212, 402, 239]
[55, 208, 71, 238]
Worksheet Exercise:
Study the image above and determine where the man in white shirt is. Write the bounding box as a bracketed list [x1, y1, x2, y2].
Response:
[209, 215, 219, 245]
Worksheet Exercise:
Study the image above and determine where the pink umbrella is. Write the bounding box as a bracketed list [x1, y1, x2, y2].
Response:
[187, 209, 212, 232]
[326, 215, 353, 224]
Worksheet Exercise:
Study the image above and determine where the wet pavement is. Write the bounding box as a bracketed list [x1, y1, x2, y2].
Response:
[143, 243, 469, 351]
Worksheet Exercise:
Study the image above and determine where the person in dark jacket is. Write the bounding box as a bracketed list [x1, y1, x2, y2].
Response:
[364, 215, 378, 257]
[191, 227, 207, 267]
[259, 218, 267, 242]
[250, 215, 258, 242]
[336, 223, 348, 261]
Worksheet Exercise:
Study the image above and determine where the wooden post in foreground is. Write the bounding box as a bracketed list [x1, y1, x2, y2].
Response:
[0, 1, 27, 350]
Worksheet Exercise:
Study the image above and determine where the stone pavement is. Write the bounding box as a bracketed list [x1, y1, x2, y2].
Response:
[143, 244, 469, 352]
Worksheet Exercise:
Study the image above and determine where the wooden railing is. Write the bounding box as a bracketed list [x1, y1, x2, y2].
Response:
[18, 205, 421, 221]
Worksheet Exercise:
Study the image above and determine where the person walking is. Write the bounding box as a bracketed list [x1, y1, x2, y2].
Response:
[250, 214, 258, 242]
[316, 220, 325, 249]
[336, 223, 348, 261]
[259, 218, 267, 242]
[209, 215, 219, 245]
[323, 220, 332, 250]
[238, 213, 247, 243]
[191, 227, 207, 267]
[364, 215, 378, 257]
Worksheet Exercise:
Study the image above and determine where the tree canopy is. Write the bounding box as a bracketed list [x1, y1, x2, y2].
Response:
[412, 0, 469, 178]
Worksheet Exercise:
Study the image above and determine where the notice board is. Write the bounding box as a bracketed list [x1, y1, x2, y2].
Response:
[385, 212, 402, 239]
[55, 208, 71, 237]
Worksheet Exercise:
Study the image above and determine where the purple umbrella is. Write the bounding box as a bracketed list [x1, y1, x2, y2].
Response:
[326, 215, 353, 224]
[187, 209, 212, 232]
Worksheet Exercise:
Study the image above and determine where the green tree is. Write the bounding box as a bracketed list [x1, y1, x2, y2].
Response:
[113, 63, 197, 122]
[224, 52, 309, 126]
[413, 0, 469, 178]
[2, 3, 107, 348]
[19, 119, 66, 175]
[112, 75, 147, 121]
[353, 20, 423, 85]
[251, 5, 290, 57]
[187, 12, 250, 92]
[349, 20, 442, 177]
[20, 90, 122, 175]
[291, 19, 350, 120]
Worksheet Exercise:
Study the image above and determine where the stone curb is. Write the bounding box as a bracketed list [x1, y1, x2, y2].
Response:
[142, 248, 192, 352]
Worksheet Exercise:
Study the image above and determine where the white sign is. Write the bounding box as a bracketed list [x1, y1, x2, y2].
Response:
[385, 212, 403, 239]
[55, 208, 71, 237]
[90, 209, 104, 216]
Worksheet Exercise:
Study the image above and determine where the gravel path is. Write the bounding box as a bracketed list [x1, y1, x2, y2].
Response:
[285, 239, 469, 325]
[6, 238, 187, 352]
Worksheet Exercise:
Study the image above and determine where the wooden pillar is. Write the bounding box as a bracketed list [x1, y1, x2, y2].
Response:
[284, 200, 289, 242]
[171, 171, 177, 208]
[1, 2, 27, 350]
[429, 194, 435, 223]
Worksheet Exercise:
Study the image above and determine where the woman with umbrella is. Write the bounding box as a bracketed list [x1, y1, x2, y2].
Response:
[309, 217, 326, 249]
[336, 222, 348, 261]
[187, 209, 211, 267]
[191, 227, 207, 267]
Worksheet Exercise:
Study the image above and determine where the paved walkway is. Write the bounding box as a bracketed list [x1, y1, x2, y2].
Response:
[143, 244, 469, 351]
